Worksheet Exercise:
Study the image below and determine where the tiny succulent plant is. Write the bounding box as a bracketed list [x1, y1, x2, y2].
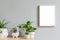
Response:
[11, 28, 17, 33]
[0, 20, 8, 28]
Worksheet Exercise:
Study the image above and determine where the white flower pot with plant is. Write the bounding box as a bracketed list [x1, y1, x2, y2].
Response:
[25, 31, 30, 39]
[0, 20, 8, 38]
[24, 21, 37, 38]
[11, 27, 19, 38]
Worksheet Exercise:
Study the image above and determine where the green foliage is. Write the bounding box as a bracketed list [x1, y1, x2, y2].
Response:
[26, 21, 32, 25]
[11, 28, 17, 33]
[25, 31, 30, 35]
[18, 21, 37, 35]
[0, 20, 8, 28]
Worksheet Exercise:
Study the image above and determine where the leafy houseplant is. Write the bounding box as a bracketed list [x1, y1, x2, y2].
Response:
[18, 21, 37, 38]
[0, 20, 8, 38]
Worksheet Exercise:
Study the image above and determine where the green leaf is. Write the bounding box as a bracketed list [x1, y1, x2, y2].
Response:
[0, 20, 8, 28]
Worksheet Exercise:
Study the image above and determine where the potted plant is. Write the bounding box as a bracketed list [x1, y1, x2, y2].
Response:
[25, 21, 37, 38]
[11, 27, 19, 38]
[18, 21, 37, 39]
[0, 20, 8, 38]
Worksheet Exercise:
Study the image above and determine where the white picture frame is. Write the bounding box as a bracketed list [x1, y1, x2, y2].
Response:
[39, 5, 55, 27]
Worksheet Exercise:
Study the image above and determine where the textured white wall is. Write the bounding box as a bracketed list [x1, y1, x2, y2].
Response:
[0, 0, 59, 40]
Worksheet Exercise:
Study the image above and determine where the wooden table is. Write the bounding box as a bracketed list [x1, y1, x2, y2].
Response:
[0, 37, 35, 40]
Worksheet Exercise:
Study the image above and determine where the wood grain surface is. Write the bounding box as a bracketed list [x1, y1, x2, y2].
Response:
[0, 37, 35, 40]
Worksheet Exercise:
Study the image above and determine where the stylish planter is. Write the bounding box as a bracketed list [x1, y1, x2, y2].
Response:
[25, 34, 30, 40]
[30, 32, 35, 38]
[0, 28, 8, 38]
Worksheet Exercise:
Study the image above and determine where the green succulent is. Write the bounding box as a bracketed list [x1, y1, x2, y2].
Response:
[0, 20, 8, 28]
[11, 28, 17, 33]
[26, 21, 32, 25]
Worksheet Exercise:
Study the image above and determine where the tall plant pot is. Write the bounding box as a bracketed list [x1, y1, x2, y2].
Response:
[0, 28, 8, 38]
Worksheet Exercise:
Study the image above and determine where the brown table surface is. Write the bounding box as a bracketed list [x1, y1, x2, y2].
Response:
[0, 37, 35, 40]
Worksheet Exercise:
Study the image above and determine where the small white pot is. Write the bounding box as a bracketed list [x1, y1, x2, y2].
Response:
[0, 28, 8, 38]
[30, 32, 35, 38]
[25, 35, 30, 40]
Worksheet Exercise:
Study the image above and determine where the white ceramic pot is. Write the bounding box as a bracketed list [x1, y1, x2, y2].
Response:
[30, 32, 35, 38]
[0, 28, 8, 38]
[25, 35, 30, 40]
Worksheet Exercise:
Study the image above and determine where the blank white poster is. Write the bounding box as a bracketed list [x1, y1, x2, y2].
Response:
[40, 5, 55, 26]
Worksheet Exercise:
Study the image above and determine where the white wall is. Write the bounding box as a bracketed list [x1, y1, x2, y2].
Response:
[0, 0, 59, 40]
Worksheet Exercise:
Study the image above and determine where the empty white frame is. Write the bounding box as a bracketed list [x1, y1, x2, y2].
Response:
[39, 5, 55, 26]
